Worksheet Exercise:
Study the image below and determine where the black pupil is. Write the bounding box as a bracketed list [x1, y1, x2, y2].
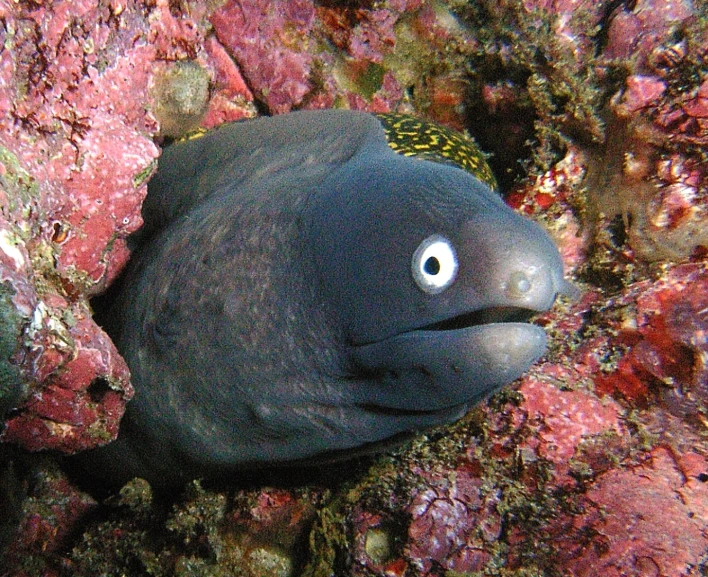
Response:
[424, 256, 440, 275]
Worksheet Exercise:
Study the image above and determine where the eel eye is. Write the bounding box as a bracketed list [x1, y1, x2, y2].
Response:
[412, 234, 458, 294]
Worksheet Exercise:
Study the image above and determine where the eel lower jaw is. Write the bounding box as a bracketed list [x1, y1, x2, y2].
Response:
[349, 315, 548, 414]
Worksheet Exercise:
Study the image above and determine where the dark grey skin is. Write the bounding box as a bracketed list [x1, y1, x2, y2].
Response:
[80, 110, 572, 489]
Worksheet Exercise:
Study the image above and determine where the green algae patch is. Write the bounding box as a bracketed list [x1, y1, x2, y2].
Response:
[150, 60, 211, 140]
[302, 501, 349, 577]
[70, 478, 165, 576]
[68, 479, 321, 577]
[0, 282, 26, 418]
[0, 145, 40, 222]
[456, 1, 605, 167]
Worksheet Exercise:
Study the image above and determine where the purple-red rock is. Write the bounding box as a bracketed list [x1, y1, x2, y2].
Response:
[2, 461, 98, 577]
[552, 447, 708, 577]
[602, 0, 694, 68]
[0, 0, 256, 454]
[211, 0, 317, 115]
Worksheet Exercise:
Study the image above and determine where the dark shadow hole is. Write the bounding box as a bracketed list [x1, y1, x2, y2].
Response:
[88, 377, 112, 403]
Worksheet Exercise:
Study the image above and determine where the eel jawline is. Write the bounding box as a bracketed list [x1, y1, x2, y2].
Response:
[349, 322, 546, 412]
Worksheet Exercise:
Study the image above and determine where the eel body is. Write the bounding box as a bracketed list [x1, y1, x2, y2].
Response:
[81, 110, 571, 488]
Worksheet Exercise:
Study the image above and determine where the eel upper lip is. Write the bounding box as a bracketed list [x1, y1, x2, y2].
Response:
[420, 306, 537, 332]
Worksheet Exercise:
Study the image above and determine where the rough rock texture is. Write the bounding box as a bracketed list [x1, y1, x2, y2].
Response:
[588, 0, 708, 262]
[1, 0, 707, 576]
[0, 0, 258, 456]
[0, 0, 153, 455]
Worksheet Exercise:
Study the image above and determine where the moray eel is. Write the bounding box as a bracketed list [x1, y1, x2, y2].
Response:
[80, 110, 573, 488]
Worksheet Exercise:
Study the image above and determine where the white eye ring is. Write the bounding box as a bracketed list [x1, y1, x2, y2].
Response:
[411, 234, 458, 294]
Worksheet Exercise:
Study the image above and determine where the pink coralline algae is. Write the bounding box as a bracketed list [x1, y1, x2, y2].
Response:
[588, 0, 708, 261]
[0, 307, 131, 453]
[406, 467, 500, 574]
[553, 447, 708, 577]
[515, 377, 626, 486]
[201, 36, 256, 128]
[0, 0, 158, 454]
[0, 0, 255, 455]
[209, 0, 465, 116]
[334, 262, 707, 576]
[595, 263, 708, 421]
[210, 0, 317, 115]
[502, 264, 708, 575]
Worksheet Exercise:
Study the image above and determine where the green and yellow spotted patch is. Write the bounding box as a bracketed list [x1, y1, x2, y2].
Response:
[376, 112, 498, 192]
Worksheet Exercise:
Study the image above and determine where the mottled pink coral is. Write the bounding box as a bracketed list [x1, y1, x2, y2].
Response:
[0, 0, 231, 454]
[555, 447, 708, 577]
[517, 376, 626, 484]
[406, 466, 498, 574]
[52, 117, 157, 286]
[588, 0, 708, 260]
[654, 78, 708, 145]
[211, 0, 316, 114]
[506, 147, 589, 270]
[2, 10, 158, 290]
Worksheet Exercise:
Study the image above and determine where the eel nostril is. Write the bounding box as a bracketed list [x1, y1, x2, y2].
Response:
[506, 270, 532, 299]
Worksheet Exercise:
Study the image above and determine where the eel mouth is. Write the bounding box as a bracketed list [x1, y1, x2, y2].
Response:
[420, 306, 537, 332]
